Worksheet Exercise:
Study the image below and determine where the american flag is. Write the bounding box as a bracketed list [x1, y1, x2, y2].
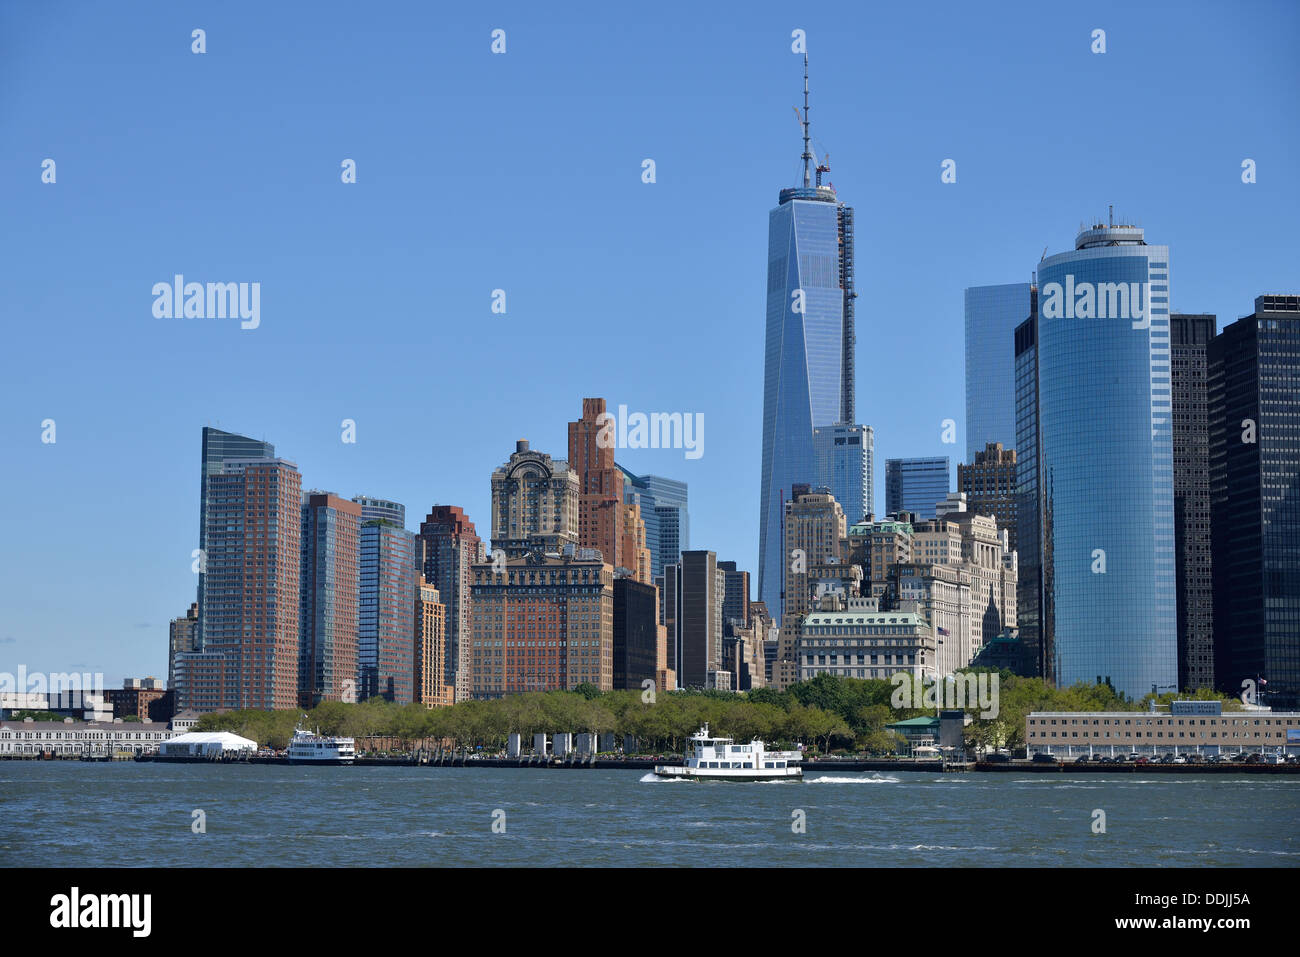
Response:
[937, 626, 950, 636]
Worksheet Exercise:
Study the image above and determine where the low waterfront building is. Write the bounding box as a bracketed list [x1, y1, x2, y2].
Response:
[1027, 700, 1300, 754]
[0, 718, 174, 757]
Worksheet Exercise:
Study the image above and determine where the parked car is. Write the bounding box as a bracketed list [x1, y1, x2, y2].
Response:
[1125, 753, 1142, 762]
[1136, 756, 1151, 765]
[1074, 755, 1091, 764]
[1244, 752, 1263, 765]
[1158, 753, 1175, 764]
[1090, 753, 1107, 762]
[1173, 755, 1188, 764]
[984, 752, 1011, 764]
[1184, 754, 1203, 764]
[1032, 752, 1059, 764]
[1285, 754, 1299, 764]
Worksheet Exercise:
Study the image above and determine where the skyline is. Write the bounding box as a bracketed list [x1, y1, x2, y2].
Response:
[2, 1, 1298, 684]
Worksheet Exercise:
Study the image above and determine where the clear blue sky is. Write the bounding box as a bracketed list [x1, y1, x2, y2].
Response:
[1, 1, 1296, 685]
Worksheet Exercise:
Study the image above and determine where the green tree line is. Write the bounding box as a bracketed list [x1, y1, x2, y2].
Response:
[192, 672, 1242, 753]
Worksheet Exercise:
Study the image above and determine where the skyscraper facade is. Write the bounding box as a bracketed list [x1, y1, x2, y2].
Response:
[167, 602, 198, 697]
[773, 485, 846, 690]
[469, 550, 614, 697]
[414, 577, 451, 707]
[1037, 219, 1175, 699]
[965, 283, 1033, 461]
[353, 496, 406, 527]
[358, 516, 417, 703]
[613, 576, 659, 692]
[299, 492, 362, 706]
[1209, 295, 1300, 709]
[757, 57, 856, 620]
[200, 457, 302, 710]
[958, 442, 1019, 551]
[491, 439, 579, 557]
[618, 466, 689, 578]
[1014, 304, 1051, 680]
[569, 398, 630, 571]
[196, 427, 275, 646]
[813, 423, 873, 525]
[418, 505, 485, 702]
[885, 457, 951, 519]
[1170, 313, 1216, 691]
[664, 550, 725, 689]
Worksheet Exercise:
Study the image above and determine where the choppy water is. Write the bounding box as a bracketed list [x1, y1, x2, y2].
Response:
[2, 763, 1296, 867]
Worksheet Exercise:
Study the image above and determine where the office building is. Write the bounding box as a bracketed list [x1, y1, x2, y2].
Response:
[663, 550, 725, 689]
[1170, 313, 1217, 691]
[619, 466, 689, 578]
[1210, 295, 1300, 709]
[800, 595, 936, 683]
[958, 442, 1019, 551]
[418, 505, 486, 702]
[1036, 216, 1175, 699]
[773, 486, 846, 690]
[885, 458, 950, 520]
[1014, 301, 1051, 680]
[613, 576, 660, 692]
[813, 422, 873, 525]
[965, 283, 1033, 460]
[758, 56, 857, 619]
[717, 560, 751, 636]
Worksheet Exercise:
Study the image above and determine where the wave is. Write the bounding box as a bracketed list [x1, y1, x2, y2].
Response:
[806, 774, 899, 784]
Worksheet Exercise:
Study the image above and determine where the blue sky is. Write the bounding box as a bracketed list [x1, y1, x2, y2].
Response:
[1, 1, 1296, 685]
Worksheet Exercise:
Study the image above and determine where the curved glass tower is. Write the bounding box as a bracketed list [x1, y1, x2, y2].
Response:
[757, 59, 855, 620]
[1037, 220, 1176, 699]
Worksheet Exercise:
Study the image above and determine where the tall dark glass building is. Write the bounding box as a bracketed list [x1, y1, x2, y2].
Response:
[1209, 295, 1300, 709]
[1014, 296, 1053, 680]
[884, 457, 950, 519]
[1170, 313, 1216, 691]
[965, 283, 1033, 461]
[197, 427, 275, 645]
[1037, 219, 1176, 700]
[758, 57, 856, 620]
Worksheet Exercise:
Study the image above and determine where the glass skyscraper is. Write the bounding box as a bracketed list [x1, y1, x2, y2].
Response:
[1209, 295, 1300, 709]
[758, 58, 856, 619]
[965, 283, 1033, 462]
[1014, 300, 1051, 680]
[813, 423, 873, 525]
[619, 465, 689, 578]
[1037, 220, 1176, 699]
[884, 457, 950, 519]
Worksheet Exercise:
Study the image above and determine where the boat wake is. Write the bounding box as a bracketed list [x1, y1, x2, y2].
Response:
[806, 774, 899, 784]
[639, 772, 689, 783]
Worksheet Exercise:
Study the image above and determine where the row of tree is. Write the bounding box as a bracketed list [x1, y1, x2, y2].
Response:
[192, 672, 1242, 753]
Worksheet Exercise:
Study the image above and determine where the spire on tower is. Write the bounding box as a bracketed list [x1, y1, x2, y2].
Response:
[801, 54, 812, 188]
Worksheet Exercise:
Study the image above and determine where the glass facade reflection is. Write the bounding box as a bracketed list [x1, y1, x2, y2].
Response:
[965, 283, 1033, 462]
[758, 186, 853, 618]
[1037, 224, 1176, 699]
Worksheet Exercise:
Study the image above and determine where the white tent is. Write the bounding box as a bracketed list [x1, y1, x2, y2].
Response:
[159, 731, 257, 757]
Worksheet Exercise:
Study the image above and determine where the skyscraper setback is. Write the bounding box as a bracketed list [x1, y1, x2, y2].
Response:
[758, 57, 857, 619]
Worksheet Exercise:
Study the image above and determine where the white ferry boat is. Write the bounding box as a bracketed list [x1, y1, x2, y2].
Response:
[287, 724, 355, 765]
[654, 724, 803, 781]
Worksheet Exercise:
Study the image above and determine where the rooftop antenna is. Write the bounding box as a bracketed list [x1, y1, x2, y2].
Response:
[801, 54, 812, 188]
[1109, 204, 1114, 228]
